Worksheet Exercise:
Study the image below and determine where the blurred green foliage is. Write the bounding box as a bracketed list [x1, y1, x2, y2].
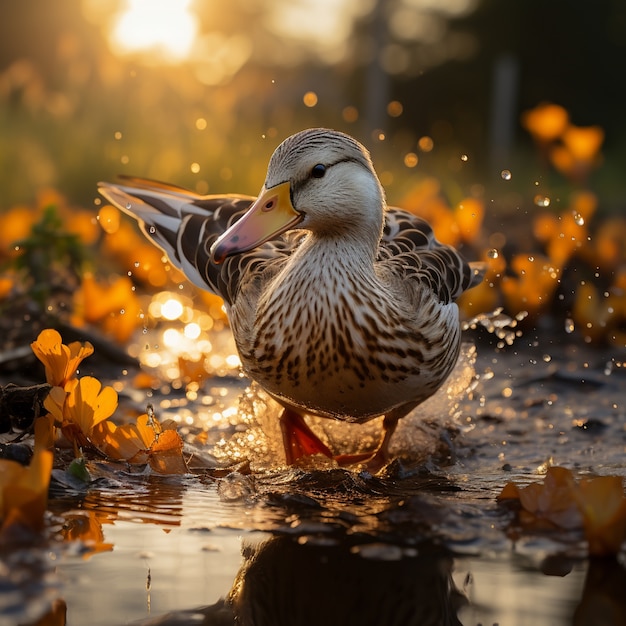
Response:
[12, 205, 85, 308]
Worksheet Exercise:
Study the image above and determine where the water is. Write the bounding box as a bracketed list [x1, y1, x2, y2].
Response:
[2, 326, 626, 624]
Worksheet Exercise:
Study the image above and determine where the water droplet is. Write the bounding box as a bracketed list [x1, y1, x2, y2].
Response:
[543, 354, 552, 362]
[565, 318, 575, 333]
[534, 195, 551, 207]
[125, 202, 132, 210]
[487, 248, 499, 259]
[573, 212, 584, 225]
[460, 154, 468, 162]
[134, 261, 140, 268]
[500, 169, 512, 180]
[149, 226, 156, 234]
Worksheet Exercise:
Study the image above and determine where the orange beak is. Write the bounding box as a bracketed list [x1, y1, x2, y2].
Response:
[210, 181, 302, 264]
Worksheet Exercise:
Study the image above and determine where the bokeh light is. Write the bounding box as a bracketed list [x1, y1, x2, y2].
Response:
[109, 0, 199, 64]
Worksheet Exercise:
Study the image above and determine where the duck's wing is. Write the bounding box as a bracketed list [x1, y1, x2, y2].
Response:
[98, 177, 292, 305]
[378, 207, 484, 304]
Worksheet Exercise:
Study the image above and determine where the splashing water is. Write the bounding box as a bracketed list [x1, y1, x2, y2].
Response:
[462, 307, 528, 348]
[210, 344, 479, 471]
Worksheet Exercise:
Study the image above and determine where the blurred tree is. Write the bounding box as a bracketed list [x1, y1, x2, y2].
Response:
[0, 0, 625, 207]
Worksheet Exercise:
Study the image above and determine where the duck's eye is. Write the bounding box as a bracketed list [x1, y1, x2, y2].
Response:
[311, 163, 326, 179]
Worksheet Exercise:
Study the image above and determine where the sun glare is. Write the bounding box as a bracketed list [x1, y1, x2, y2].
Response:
[110, 0, 198, 63]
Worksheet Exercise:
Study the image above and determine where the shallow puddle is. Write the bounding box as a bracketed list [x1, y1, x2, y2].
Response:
[2, 328, 626, 625]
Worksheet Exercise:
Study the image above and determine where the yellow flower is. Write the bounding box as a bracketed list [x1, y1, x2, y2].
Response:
[31, 329, 94, 389]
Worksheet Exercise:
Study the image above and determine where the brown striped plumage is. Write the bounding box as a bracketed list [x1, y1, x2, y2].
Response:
[99, 128, 483, 467]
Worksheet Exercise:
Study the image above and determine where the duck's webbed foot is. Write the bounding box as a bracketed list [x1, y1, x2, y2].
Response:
[280, 408, 333, 465]
[334, 413, 401, 472]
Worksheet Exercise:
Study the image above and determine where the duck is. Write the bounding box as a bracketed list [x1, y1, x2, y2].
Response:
[98, 128, 483, 468]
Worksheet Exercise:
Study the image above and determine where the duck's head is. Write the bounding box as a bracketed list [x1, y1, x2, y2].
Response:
[211, 128, 386, 263]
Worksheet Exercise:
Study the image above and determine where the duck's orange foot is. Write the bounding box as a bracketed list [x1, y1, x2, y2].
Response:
[333, 413, 399, 472]
[280, 409, 333, 465]
[333, 448, 391, 472]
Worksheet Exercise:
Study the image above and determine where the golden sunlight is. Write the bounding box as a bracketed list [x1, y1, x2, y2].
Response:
[109, 0, 199, 63]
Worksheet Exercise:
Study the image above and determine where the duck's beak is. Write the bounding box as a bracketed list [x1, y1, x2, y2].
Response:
[211, 181, 302, 263]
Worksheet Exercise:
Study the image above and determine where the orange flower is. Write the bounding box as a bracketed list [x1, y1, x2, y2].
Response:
[65, 210, 101, 246]
[31, 329, 94, 389]
[75, 273, 132, 324]
[101, 221, 168, 287]
[550, 124, 604, 181]
[0, 446, 53, 536]
[521, 103, 569, 142]
[498, 467, 626, 556]
[584, 217, 626, 272]
[573, 476, 626, 556]
[97, 204, 121, 235]
[572, 282, 626, 344]
[533, 192, 596, 269]
[0, 205, 40, 259]
[562, 125, 604, 162]
[61, 511, 114, 557]
[457, 248, 505, 316]
[44, 376, 118, 447]
[501, 254, 560, 317]
[94, 413, 186, 474]
[454, 197, 484, 244]
[399, 178, 460, 246]
[0, 275, 14, 300]
[515, 467, 581, 529]
[73, 273, 144, 343]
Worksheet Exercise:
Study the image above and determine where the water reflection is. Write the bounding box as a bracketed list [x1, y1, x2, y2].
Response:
[81, 477, 185, 527]
[131, 533, 626, 626]
[9, 474, 626, 625]
[137, 534, 467, 626]
[50, 473, 185, 532]
[573, 557, 626, 625]
[43, 474, 186, 565]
